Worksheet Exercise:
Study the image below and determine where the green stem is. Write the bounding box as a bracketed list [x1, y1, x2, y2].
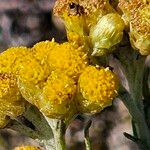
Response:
[84, 120, 92, 150]
[85, 137, 92, 150]
[130, 56, 145, 111]
[45, 118, 66, 150]
[119, 87, 150, 149]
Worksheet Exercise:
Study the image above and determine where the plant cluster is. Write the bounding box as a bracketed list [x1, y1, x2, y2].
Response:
[0, 0, 150, 150]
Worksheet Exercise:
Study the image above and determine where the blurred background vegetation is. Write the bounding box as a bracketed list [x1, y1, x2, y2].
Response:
[0, 0, 139, 150]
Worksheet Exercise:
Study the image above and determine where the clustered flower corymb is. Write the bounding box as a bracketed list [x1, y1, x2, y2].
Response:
[0, 38, 118, 127]
[3, 0, 150, 128]
[0, 0, 149, 149]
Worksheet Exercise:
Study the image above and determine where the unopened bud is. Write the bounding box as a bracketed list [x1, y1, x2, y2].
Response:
[90, 13, 124, 56]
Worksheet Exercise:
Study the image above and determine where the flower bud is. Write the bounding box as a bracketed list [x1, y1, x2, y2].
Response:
[76, 66, 119, 113]
[90, 13, 125, 56]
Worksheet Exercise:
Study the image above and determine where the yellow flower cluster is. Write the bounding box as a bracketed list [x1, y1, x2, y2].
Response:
[0, 0, 121, 123]
[0, 35, 119, 123]
[0, 40, 90, 123]
[76, 66, 119, 113]
[13, 146, 41, 150]
[0, 73, 24, 128]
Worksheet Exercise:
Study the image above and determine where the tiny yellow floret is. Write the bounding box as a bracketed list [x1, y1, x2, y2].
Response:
[77, 66, 119, 113]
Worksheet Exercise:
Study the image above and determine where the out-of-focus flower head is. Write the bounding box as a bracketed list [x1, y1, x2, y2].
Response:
[0, 47, 29, 73]
[48, 42, 89, 80]
[118, 0, 143, 27]
[119, 0, 150, 55]
[76, 66, 119, 113]
[0, 73, 24, 128]
[130, 4, 150, 55]
[13, 146, 41, 150]
[90, 13, 125, 56]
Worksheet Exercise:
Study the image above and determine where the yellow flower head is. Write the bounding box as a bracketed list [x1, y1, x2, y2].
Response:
[77, 66, 119, 113]
[13, 146, 41, 150]
[41, 71, 77, 118]
[0, 73, 25, 128]
[0, 47, 29, 73]
[14, 52, 50, 84]
[32, 40, 58, 62]
[48, 42, 88, 80]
